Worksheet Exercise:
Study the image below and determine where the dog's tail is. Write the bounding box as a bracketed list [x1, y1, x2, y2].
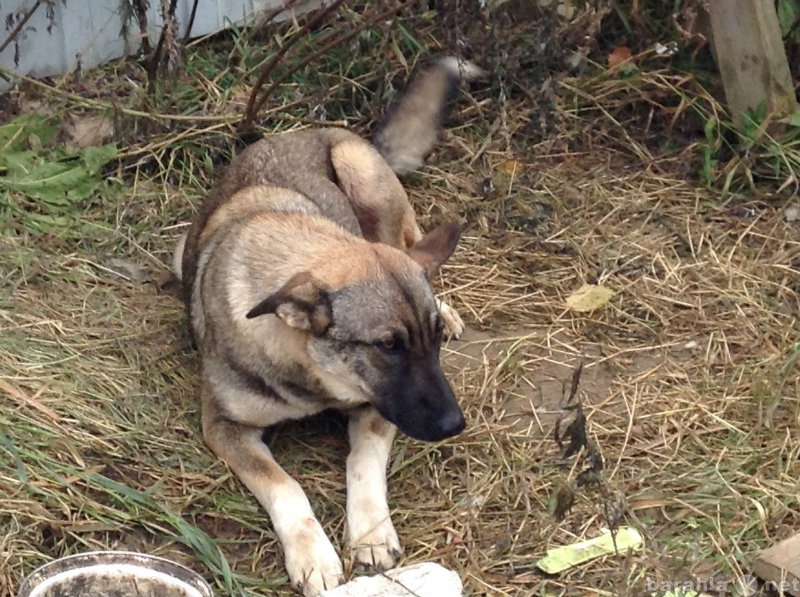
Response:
[372, 56, 486, 176]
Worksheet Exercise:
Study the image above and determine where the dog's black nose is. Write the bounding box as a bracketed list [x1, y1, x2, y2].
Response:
[438, 408, 466, 438]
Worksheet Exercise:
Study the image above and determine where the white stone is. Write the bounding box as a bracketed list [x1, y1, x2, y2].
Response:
[320, 563, 463, 597]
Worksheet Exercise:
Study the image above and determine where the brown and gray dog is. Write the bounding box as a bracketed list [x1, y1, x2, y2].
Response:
[172, 56, 484, 596]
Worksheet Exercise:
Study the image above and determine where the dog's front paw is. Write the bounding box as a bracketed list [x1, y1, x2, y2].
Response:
[283, 519, 345, 597]
[348, 515, 402, 571]
[437, 298, 465, 339]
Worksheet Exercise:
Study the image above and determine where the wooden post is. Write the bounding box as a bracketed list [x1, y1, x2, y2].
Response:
[707, 0, 798, 125]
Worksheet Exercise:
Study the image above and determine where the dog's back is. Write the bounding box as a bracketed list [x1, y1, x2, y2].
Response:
[176, 56, 483, 305]
[177, 128, 360, 299]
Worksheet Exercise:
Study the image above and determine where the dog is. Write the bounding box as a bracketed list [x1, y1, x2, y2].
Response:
[172, 56, 483, 596]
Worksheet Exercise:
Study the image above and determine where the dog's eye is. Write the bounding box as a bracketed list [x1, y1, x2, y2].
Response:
[376, 334, 403, 352]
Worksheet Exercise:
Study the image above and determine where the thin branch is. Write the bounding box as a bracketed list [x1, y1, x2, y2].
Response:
[146, 0, 180, 91]
[132, 0, 152, 55]
[183, 0, 200, 43]
[243, 0, 421, 130]
[242, 0, 348, 130]
[0, 1, 41, 56]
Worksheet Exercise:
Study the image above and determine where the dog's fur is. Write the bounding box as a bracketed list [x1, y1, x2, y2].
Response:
[173, 57, 481, 596]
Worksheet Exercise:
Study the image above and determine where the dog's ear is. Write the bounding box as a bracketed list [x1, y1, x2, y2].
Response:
[406, 222, 462, 280]
[246, 272, 332, 335]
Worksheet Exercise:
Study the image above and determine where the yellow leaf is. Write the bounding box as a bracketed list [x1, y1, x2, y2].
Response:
[496, 159, 524, 175]
[565, 284, 614, 312]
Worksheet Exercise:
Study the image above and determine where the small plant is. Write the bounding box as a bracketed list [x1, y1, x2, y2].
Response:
[553, 363, 626, 536]
[0, 113, 118, 238]
[700, 100, 800, 196]
[699, 113, 721, 188]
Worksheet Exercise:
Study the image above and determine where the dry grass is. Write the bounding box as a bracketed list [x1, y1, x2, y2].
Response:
[1, 3, 799, 597]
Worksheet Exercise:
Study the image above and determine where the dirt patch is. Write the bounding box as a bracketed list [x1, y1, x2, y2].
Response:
[445, 327, 609, 432]
[444, 325, 697, 437]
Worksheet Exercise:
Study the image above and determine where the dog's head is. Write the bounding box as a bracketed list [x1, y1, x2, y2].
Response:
[246, 222, 465, 442]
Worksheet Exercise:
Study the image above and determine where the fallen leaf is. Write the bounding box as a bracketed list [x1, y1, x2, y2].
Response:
[496, 159, 524, 175]
[553, 482, 575, 520]
[535, 527, 643, 574]
[60, 114, 115, 150]
[607, 46, 632, 68]
[566, 284, 614, 312]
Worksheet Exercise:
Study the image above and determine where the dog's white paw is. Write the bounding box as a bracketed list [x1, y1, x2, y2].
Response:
[348, 515, 402, 571]
[437, 298, 464, 339]
[283, 518, 345, 597]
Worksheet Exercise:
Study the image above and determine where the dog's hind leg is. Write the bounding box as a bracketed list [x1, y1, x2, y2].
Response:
[345, 406, 402, 570]
[201, 389, 344, 597]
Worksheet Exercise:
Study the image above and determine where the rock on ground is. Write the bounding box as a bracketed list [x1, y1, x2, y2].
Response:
[320, 563, 462, 597]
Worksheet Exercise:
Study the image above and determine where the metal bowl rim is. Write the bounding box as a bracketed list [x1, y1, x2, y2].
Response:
[18, 550, 213, 597]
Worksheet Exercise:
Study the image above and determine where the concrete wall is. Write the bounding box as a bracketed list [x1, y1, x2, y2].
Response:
[0, 0, 314, 91]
